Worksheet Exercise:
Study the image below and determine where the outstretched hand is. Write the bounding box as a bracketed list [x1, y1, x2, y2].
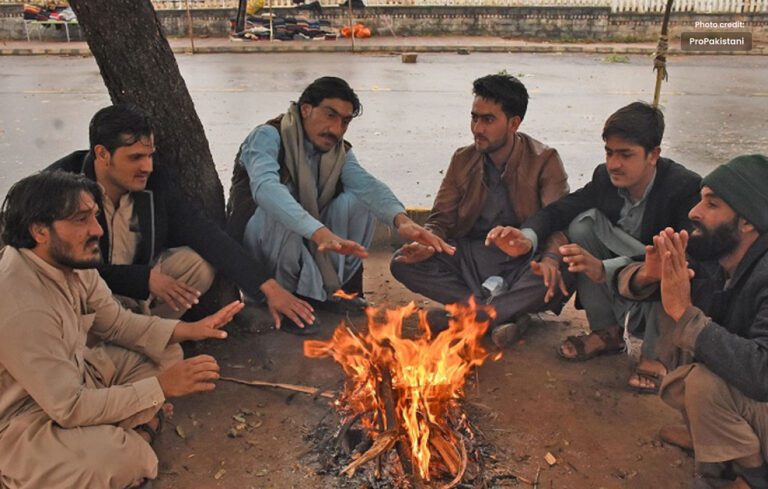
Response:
[394, 241, 437, 264]
[312, 227, 368, 258]
[395, 216, 456, 256]
[170, 300, 244, 343]
[485, 226, 533, 257]
[531, 256, 569, 303]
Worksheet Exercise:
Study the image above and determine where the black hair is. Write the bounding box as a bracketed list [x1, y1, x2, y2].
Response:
[297, 77, 362, 117]
[89, 103, 153, 153]
[472, 74, 529, 120]
[0, 171, 102, 249]
[602, 102, 665, 154]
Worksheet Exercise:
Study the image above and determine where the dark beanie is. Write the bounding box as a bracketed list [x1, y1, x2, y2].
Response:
[702, 154, 768, 233]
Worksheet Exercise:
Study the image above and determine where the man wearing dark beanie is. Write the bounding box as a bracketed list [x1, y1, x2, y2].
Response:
[618, 154, 768, 488]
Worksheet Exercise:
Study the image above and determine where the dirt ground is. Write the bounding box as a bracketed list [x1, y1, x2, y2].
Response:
[153, 250, 693, 489]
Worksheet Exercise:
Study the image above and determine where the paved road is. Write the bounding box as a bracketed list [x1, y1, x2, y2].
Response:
[1, 52, 767, 206]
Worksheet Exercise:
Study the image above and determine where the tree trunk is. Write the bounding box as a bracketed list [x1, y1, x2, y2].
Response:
[236, 0, 248, 34]
[70, 0, 237, 316]
[69, 0, 224, 224]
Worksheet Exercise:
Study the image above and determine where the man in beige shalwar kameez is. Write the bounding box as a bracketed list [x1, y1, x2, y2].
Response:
[0, 172, 243, 489]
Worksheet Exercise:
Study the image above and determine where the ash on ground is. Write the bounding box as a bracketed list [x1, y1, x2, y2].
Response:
[300, 402, 529, 488]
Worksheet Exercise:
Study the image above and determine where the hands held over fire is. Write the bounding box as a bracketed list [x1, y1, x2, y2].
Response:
[531, 256, 570, 303]
[484, 226, 533, 257]
[161, 300, 244, 398]
[393, 213, 456, 264]
[312, 226, 369, 258]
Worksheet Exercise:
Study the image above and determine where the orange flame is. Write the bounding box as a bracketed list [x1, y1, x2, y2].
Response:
[304, 299, 496, 480]
[333, 289, 360, 300]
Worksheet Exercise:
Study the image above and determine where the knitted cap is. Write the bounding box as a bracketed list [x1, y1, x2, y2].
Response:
[702, 154, 768, 233]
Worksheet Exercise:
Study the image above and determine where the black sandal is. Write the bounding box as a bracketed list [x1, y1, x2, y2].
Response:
[135, 408, 165, 445]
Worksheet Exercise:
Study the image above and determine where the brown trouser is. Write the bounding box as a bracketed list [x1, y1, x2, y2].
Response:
[0, 344, 182, 489]
[119, 246, 216, 320]
[661, 362, 768, 464]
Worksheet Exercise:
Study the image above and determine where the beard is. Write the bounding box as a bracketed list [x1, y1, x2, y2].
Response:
[687, 216, 741, 261]
[49, 232, 102, 269]
[475, 134, 508, 155]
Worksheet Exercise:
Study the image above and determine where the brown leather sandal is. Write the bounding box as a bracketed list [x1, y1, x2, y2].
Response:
[557, 328, 624, 362]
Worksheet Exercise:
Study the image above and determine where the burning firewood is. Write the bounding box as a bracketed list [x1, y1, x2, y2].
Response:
[304, 299, 500, 486]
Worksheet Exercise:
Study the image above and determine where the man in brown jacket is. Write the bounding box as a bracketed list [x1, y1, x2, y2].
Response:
[0, 172, 243, 489]
[390, 73, 570, 347]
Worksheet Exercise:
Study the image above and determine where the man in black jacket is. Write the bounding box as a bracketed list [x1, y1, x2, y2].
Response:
[48, 104, 315, 330]
[618, 154, 768, 489]
[490, 102, 701, 391]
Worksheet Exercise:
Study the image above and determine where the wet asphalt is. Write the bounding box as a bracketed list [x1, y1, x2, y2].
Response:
[1, 52, 767, 205]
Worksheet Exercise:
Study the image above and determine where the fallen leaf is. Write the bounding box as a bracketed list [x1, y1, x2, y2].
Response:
[213, 468, 226, 480]
[175, 425, 186, 439]
[544, 452, 557, 466]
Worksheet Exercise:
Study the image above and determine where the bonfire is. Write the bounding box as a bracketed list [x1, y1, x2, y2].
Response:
[304, 298, 500, 487]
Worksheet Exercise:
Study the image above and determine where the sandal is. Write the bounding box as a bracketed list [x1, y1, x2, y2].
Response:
[557, 328, 624, 362]
[135, 406, 166, 445]
[627, 359, 667, 394]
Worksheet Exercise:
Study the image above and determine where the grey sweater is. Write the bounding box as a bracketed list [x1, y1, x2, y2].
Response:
[617, 233, 768, 401]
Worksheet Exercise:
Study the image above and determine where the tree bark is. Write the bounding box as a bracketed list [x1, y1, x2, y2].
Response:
[70, 0, 237, 316]
[69, 0, 224, 224]
[236, 0, 248, 34]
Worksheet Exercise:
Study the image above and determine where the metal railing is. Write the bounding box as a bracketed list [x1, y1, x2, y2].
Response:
[2, 0, 765, 13]
[149, 0, 767, 13]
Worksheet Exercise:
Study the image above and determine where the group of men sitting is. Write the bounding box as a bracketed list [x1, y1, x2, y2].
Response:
[0, 74, 766, 489]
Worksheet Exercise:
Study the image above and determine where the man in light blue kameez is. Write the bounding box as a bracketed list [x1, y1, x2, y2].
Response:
[227, 77, 453, 333]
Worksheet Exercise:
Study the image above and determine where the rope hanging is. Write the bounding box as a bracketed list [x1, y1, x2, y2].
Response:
[652, 0, 675, 107]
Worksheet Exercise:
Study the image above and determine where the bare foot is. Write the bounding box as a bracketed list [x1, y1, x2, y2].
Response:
[659, 424, 693, 451]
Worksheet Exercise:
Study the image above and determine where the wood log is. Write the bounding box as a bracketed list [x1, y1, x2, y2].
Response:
[219, 376, 336, 399]
[380, 368, 425, 487]
[341, 431, 398, 477]
[428, 428, 461, 476]
[439, 437, 467, 489]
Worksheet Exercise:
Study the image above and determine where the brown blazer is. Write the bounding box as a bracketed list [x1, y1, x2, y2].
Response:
[425, 132, 570, 254]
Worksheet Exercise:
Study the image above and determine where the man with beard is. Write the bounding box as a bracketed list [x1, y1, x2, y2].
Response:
[617, 154, 768, 489]
[389, 73, 571, 346]
[49, 104, 314, 330]
[228, 76, 452, 333]
[0, 172, 243, 488]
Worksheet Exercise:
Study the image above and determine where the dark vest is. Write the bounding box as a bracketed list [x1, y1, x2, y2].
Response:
[225, 115, 350, 242]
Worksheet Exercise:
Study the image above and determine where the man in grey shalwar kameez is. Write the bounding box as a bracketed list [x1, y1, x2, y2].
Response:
[227, 77, 452, 333]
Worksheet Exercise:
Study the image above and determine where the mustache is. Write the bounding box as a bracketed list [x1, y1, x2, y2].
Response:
[86, 237, 100, 246]
[320, 133, 339, 144]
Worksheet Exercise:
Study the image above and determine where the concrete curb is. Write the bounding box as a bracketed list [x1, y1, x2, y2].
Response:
[1, 42, 764, 56]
